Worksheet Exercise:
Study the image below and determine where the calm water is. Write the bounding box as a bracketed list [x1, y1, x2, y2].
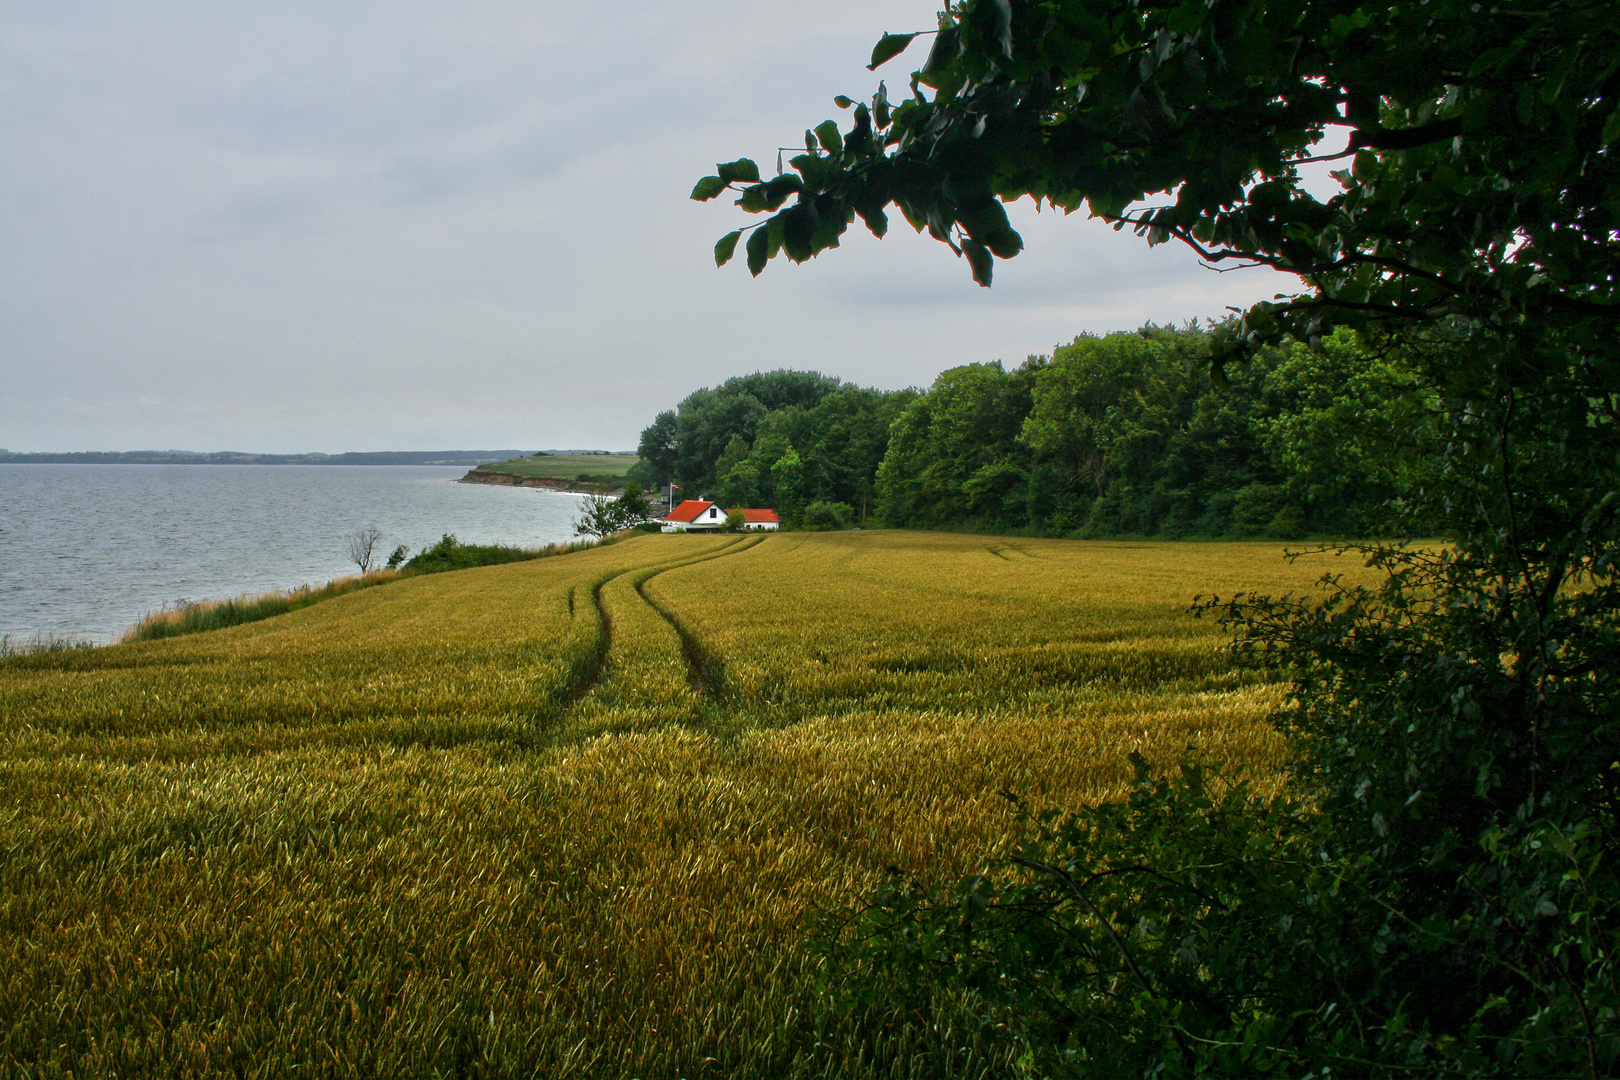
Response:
[0, 464, 584, 643]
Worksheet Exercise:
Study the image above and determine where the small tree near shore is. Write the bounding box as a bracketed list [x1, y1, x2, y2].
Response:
[572, 494, 621, 539]
[346, 526, 384, 574]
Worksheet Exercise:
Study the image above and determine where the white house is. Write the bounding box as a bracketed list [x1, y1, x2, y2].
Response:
[661, 499, 727, 532]
[660, 501, 782, 532]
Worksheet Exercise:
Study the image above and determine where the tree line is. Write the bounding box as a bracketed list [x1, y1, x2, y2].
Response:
[636, 324, 1427, 537]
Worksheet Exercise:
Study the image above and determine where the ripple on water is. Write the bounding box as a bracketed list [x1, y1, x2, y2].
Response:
[0, 464, 585, 643]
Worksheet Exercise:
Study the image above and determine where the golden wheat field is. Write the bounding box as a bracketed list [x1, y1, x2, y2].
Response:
[0, 532, 1376, 1078]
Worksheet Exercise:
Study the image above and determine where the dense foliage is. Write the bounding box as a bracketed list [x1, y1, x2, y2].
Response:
[692, 0, 1620, 1073]
[572, 482, 656, 539]
[637, 327, 1422, 536]
[402, 533, 604, 574]
[636, 371, 912, 522]
[694, 0, 1617, 359]
[879, 324, 1424, 536]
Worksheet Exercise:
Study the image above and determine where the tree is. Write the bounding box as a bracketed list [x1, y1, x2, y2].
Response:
[636, 411, 679, 488]
[345, 526, 384, 574]
[770, 445, 807, 520]
[571, 494, 622, 540]
[574, 482, 654, 540]
[613, 480, 653, 530]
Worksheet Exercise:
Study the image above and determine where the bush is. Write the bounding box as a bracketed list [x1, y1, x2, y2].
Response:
[404, 533, 571, 574]
[800, 500, 855, 531]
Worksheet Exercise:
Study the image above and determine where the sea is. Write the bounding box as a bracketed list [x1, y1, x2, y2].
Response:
[0, 464, 585, 644]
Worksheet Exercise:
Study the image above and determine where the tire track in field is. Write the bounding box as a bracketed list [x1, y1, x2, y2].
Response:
[554, 571, 631, 717]
[633, 534, 765, 700]
[555, 535, 762, 722]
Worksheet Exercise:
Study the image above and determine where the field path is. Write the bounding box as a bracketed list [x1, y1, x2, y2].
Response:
[560, 534, 762, 737]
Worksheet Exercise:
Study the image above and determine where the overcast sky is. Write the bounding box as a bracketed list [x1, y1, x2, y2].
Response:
[1, 1, 1302, 454]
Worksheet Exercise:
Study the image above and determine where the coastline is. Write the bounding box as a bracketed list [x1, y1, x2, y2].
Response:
[457, 468, 576, 491]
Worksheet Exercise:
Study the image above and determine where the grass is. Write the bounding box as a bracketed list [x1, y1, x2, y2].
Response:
[0, 532, 1380, 1077]
[120, 536, 623, 645]
[123, 571, 405, 643]
[0, 634, 96, 658]
[469, 453, 641, 482]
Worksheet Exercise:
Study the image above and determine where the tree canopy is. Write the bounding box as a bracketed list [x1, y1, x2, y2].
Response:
[695, 0, 1618, 361]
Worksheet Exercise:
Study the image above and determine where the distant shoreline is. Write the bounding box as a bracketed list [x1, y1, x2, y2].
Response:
[458, 470, 577, 491]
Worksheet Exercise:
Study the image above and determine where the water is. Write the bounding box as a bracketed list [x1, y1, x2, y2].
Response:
[0, 464, 586, 643]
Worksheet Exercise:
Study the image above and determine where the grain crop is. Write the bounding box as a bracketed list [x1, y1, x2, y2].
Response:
[0, 532, 1378, 1077]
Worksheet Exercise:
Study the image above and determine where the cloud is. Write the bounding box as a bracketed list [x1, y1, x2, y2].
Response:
[0, 0, 1291, 452]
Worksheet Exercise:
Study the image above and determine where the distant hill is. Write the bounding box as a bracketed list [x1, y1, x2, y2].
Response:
[461, 453, 643, 490]
[0, 450, 539, 466]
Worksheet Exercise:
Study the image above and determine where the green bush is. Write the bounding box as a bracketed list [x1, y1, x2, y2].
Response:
[403, 533, 579, 574]
[800, 500, 855, 531]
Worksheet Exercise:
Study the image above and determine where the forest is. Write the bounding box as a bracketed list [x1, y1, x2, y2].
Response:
[635, 324, 1426, 537]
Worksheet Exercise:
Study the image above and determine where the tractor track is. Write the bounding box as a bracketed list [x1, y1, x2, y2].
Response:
[558, 535, 764, 717]
[634, 534, 765, 698]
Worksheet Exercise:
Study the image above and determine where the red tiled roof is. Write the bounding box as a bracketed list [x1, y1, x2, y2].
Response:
[662, 500, 715, 523]
[739, 508, 780, 523]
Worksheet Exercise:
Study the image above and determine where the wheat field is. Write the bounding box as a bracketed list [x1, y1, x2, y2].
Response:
[0, 532, 1373, 1077]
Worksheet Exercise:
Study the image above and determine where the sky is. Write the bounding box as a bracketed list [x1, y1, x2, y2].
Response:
[0, 1, 1303, 454]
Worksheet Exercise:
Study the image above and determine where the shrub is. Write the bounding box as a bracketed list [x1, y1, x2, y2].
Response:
[404, 534, 567, 573]
[800, 501, 855, 531]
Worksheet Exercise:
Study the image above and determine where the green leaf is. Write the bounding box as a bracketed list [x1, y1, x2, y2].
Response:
[690, 175, 727, 201]
[985, 227, 1023, 259]
[1603, 105, 1620, 148]
[987, 0, 1013, 60]
[869, 32, 918, 71]
[792, 153, 829, 191]
[962, 237, 993, 286]
[745, 226, 769, 276]
[856, 202, 889, 238]
[782, 204, 816, 262]
[763, 174, 803, 211]
[834, 95, 854, 109]
[716, 159, 761, 184]
[714, 230, 742, 267]
[920, 25, 958, 75]
[814, 120, 844, 155]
